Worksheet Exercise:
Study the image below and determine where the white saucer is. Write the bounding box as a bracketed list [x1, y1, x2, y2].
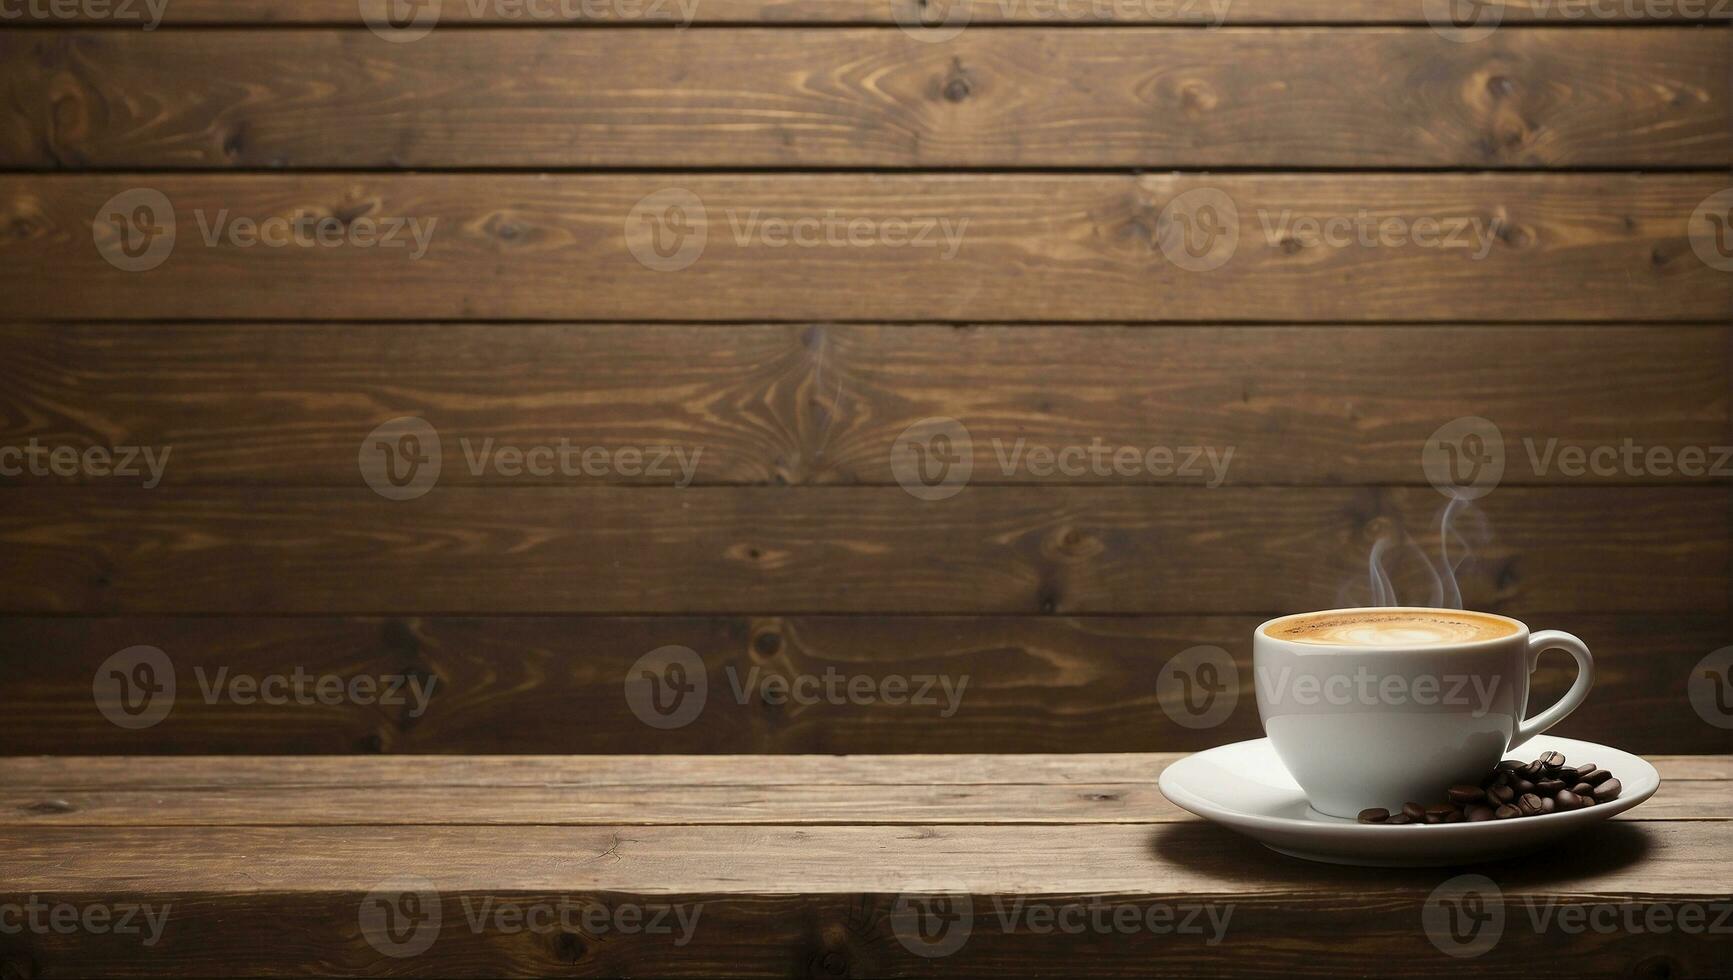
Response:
[1158, 734, 1659, 867]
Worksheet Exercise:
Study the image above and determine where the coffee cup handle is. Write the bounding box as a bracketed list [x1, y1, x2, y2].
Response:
[1512, 630, 1595, 748]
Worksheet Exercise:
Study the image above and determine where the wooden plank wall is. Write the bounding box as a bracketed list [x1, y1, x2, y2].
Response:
[1, 4, 1730, 754]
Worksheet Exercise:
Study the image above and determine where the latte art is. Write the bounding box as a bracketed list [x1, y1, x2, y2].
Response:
[1274, 611, 1515, 647]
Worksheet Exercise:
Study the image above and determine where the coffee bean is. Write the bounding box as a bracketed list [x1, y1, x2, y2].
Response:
[1358, 808, 1389, 824]
[1516, 779, 1536, 793]
[1540, 796, 1556, 813]
[1489, 784, 1515, 804]
[1497, 760, 1526, 773]
[1555, 790, 1578, 809]
[1466, 804, 1496, 821]
[1521, 760, 1547, 779]
[1570, 763, 1597, 780]
[1571, 782, 1594, 795]
[1444, 810, 1465, 823]
[1387, 813, 1412, 824]
[1494, 804, 1520, 819]
[1402, 802, 1426, 821]
[1593, 778, 1622, 802]
[1424, 804, 1456, 822]
[1582, 768, 1612, 785]
[1448, 785, 1485, 804]
[1518, 793, 1545, 816]
[1536, 779, 1565, 794]
[1539, 751, 1566, 768]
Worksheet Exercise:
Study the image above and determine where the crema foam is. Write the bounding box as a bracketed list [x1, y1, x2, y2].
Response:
[1272, 610, 1516, 647]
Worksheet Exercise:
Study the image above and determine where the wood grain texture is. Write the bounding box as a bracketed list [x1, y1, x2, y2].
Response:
[2, 614, 1727, 754]
[5, 758, 1726, 824]
[0, 488, 1723, 614]
[3, 824, 1730, 977]
[9, 0, 1729, 24]
[1, 755, 1727, 976]
[3, 323, 1726, 487]
[7, 752, 1730, 789]
[2, 174, 1722, 321]
[6, 29, 1726, 168]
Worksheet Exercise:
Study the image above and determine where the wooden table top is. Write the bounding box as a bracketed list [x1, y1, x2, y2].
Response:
[2, 754, 1729, 978]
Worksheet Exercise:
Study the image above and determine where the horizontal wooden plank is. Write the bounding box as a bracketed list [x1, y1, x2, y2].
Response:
[10, 0, 1729, 25]
[0, 488, 1723, 615]
[6, 29, 1725, 169]
[3, 884, 1728, 978]
[8, 823, 1731, 897]
[3, 822, 1733, 971]
[3, 323, 1726, 487]
[2, 614, 1727, 754]
[9, 752, 1730, 790]
[2, 174, 1722, 321]
[3, 767, 1723, 825]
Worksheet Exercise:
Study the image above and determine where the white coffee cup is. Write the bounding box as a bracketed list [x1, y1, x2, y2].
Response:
[1253, 606, 1594, 818]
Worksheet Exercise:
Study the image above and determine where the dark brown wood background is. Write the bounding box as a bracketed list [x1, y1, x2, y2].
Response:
[2, 3, 1730, 755]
